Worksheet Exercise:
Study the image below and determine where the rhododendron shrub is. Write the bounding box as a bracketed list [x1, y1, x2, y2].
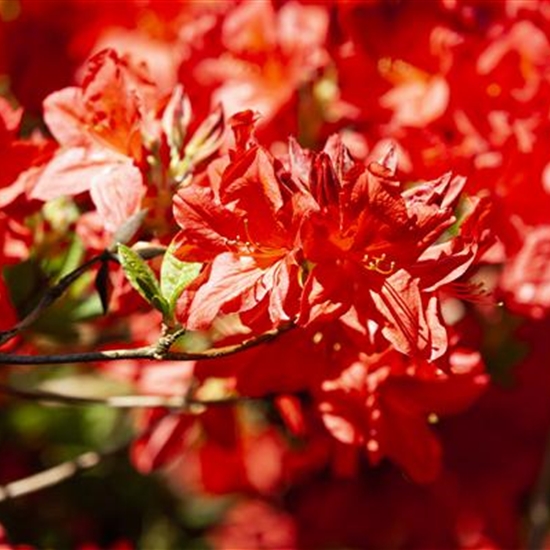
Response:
[2, 1, 550, 548]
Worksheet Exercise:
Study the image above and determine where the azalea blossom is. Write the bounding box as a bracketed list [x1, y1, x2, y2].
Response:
[26, 49, 225, 241]
[174, 113, 485, 360]
[500, 224, 550, 319]
[193, 0, 329, 126]
[28, 49, 153, 234]
[319, 343, 488, 483]
[173, 113, 308, 329]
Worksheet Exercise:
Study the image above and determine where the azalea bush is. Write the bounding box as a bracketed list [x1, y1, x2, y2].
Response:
[1, 0, 550, 548]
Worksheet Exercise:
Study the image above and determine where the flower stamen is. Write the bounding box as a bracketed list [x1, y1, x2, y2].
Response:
[363, 253, 396, 276]
[223, 219, 288, 260]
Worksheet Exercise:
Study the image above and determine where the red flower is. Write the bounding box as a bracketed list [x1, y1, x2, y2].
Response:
[175, 115, 485, 359]
[174, 113, 309, 330]
[0, 98, 54, 263]
[192, 0, 329, 128]
[500, 223, 550, 319]
[319, 344, 488, 483]
[28, 49, 152, 233]
[208, 499, 297, 550]
[26, 48, 225, 241]
[299, 142, 480, 360]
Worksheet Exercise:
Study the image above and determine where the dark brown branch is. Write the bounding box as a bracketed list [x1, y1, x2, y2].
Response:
[0, 254, 105, 347]
[0, 246, 168, 348]
[0, 445, 124, 503]
[0, 325, 290, 366]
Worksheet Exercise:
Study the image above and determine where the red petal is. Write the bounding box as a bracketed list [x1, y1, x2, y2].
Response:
[89, 161, 145, 233]
[370, 270, 448, 360]
[43, 87, 88, 146]
[177, 252, 291, 330]
[131, 411, 194, 473]
[29, 147, 129, 200]
[378, 395, 443, 483]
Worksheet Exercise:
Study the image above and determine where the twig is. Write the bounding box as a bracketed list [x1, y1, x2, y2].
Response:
[0, 388, 262, 504]
[0, 382, 252, 409]
[0, 246, 168, 348]
[0, 325, 290, 366]
[0, 445, 124, 503]
[0, 253, 106, 347]
[527, 425, 550, 549]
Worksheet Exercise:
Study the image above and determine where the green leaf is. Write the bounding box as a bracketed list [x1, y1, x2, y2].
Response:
[118, 244, 168, 315]
[160, 244, 202, 316]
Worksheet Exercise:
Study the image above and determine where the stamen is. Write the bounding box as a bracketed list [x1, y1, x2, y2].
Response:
[363, 253, 396, 276]
[243, 218, 262, 252]
[223, 218, 288, 260]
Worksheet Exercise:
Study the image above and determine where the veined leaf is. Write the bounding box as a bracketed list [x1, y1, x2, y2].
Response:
[160, 244, 202, 316]
[118, 244, 168, 315]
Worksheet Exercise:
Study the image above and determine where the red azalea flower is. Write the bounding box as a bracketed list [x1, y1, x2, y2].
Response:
[173, 113, 310, 330]
[299, 142, 481, 360]
[28, 49, 152, 233]
[319, 344, 488, 483]
[0, 98, 54, 263]
[26, 48, 225, 239]
[500, 223, 550, 319]
[193, 0, 329, 126]
[208, 499, 297, 550]
[175, 114, 486, 359]
[182, 314, 487, 484]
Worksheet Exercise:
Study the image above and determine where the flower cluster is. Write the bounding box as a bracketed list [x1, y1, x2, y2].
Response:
[2, 1, 550, 548]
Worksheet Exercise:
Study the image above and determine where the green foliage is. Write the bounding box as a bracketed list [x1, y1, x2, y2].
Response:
[117, 244, 169, 317]
[160, 244, 202, 320]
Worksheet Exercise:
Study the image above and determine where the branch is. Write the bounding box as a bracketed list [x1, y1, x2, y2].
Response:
[0, 382, 252, 409]
[0, 246, 168, 348]
[0, 253, 106, 347]
[0, 445, 124, 503]
[0, 325, 291, 366]
[0, 386, 267, 503]
[527, 426, 550, 549]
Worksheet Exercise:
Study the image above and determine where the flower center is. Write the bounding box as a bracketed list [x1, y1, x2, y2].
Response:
[224, 219, 287, 261]
[362, 253, 396, 276]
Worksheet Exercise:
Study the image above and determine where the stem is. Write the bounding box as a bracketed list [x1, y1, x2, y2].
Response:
[527, 425, 550, 549]
[0, 253, 106, 347]
[0, 382, 253, 409]
[0, 445, 124, 503]
[0, 325, 290, 366]
[0, 246, 168, 348]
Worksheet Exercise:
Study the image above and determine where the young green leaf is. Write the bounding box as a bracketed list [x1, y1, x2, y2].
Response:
[160, 245, 202, 316]
[117, 244, 168, 315]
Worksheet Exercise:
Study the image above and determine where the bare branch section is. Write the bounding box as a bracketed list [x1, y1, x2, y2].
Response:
[0, 325, 289, 366]
[527, 427, 550, 550]
[0, 254, 106, 347]
[0, 390, 258, 504]
[0, 445, 123, 503]
[0, 383, 251, 409]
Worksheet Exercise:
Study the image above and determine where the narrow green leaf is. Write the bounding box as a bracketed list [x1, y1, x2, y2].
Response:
[117, 244, 168, 315]
[160, 244, 202, 315]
